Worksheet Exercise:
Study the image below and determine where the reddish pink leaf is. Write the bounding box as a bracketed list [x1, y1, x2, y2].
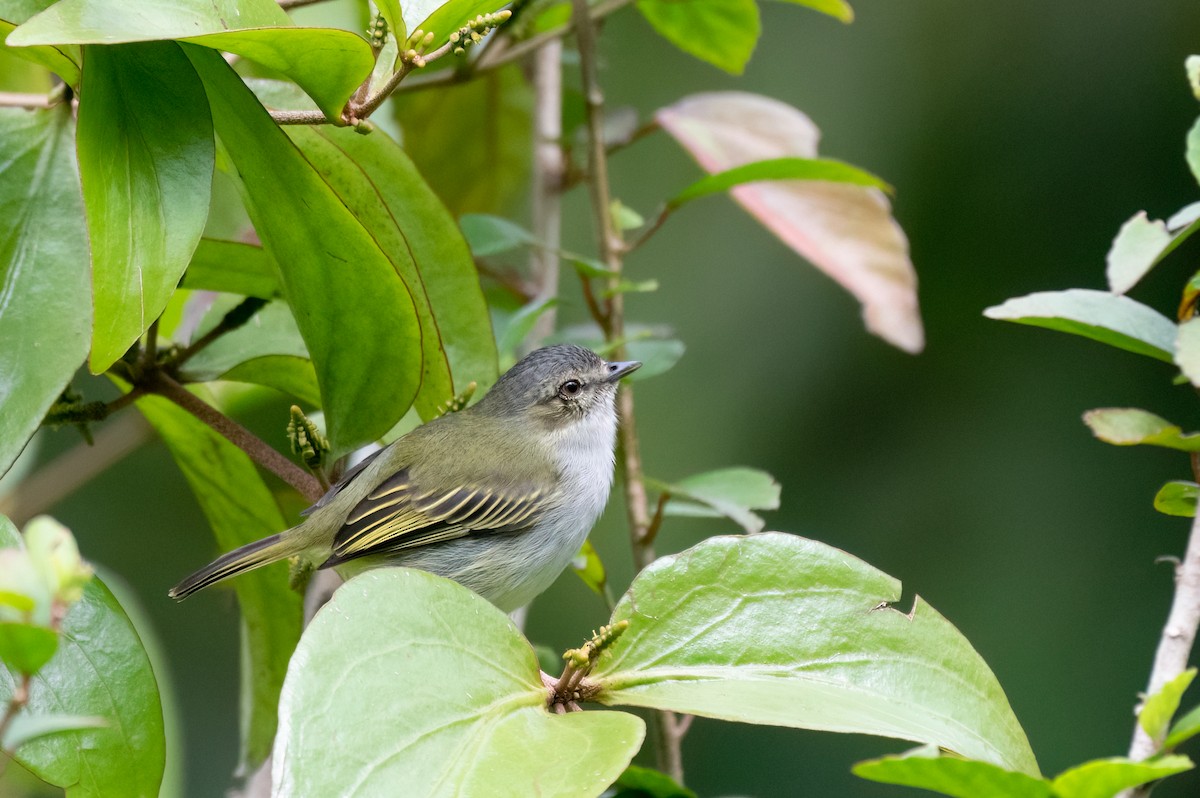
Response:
[657, 92, 924, 353]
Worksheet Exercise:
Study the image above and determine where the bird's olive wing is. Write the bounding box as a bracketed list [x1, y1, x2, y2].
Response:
[300, 447, 385, 517]
[323, 469, 548, 566]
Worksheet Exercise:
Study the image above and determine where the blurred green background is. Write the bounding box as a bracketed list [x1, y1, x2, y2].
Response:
[8, 0, 1200, 795]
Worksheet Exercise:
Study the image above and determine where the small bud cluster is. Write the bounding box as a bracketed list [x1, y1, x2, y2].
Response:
[448, 9, 513, 56]
[435, 381, 477, 417]
[401, 28, 436, 68]
[368, 13, 388, 49]
[287, 405, 330, 472]
[562, 619, 630, 668]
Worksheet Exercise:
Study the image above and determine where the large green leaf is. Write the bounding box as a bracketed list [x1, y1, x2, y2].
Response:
[0, 573, 165, 796]
[284, 124, 498, 414]
[0, 106, 90, 479]
[636, 0, 760, 75]
[0, 0, 80, 84]
[8, 0, 373, 119]
[984, 289, 1177, 362]
[393, 64, 532, 216]
[185, 45, 422, 455]
[178, 298, 320, 407]
[77, 41, 213, 372]
[592, 533, 1039, 775]
[137, 391, 301, 770]
[272, 568, 644, 796]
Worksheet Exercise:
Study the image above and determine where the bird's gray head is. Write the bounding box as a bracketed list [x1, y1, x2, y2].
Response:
[476, 344, 641, 428]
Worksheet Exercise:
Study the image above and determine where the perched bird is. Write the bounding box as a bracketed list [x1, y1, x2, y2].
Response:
[169, 345, 640, 612]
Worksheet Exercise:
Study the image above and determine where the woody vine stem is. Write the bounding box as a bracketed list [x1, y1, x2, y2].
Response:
[566, 0, 688, 782]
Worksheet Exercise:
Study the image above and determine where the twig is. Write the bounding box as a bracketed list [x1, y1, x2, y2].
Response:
[1119, 453, 1200, 797]
[143, 372, 323, 503]
[570, 0, 687, 781]
[0, 92, 53, 109]
[529, 40, 565, 344]
[0, 413, 153, 526]
[0, 673, 32, 753]
[173, 296, 268, 369]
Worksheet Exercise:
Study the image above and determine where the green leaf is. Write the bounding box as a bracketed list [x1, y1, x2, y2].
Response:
[374, 0, 404, 43]
[1154, 481, 1198, 517]
[1051, 755, 1192, 797]
[1, 575, 165, 798]
[77, 41, 213, 373]
[181, 239, 280, 299]
[636, 0, 760, 75]
[657, 92, 923, 353]
[273, 568, 645, 796]
[496, 297, 558, 364]
[853, 746, 1052, 798]
[571, 538, 607, 597]
[418, 0, 511, 47]
[0, 515, 18, 546]
[0, 106, 90, 480]
[602, 279, 659, 298]
[1082, 408, 1200, 451]
[984, 289, 1177, 362]
[1106, 210, 1200, 294]
[461, 213, 539, 257]
[1140, 669, 1196, 741]
[650, 467, 780, 533]
[284, 124, 498, 420]
[136, 391, 301, 770]
[178, 299, 319, 406]
[0, 18, 79, 85]
[670, 157, 890, 208]
[611, 764, 698, 798]
[1167, 703, 1200, 749]
[771, 0, 853, 23]
[0, 622, 57, 675]
[186, 46, 421, 455]
[393, 65, 532, 216]
[8, 0, 373, 119]
[2, 712, 107, 751]
[1176, 316, 1200, 388]
[593, 533, 1039, 775]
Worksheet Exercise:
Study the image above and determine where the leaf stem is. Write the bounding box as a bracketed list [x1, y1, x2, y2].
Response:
[529, 40, 565, 343]
[0, 673, 32, 754]
[1119, 452, 1200, 798]
[570, 0, 687, 781]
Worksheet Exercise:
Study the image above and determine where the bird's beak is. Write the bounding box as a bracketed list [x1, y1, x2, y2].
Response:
[604, 360, 642, 382]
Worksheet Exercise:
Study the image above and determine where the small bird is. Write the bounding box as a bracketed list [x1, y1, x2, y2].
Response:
[169, 345, 640, 612]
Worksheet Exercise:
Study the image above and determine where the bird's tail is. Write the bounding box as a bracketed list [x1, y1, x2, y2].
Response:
[169, 532, 302, 600]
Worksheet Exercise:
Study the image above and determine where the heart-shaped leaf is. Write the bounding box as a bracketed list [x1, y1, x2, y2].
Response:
[592, 533, 1039, 775]
[271, 568, 644, 796]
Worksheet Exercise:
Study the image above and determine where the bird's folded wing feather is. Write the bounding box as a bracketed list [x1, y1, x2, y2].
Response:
[325, 468, 548, 565]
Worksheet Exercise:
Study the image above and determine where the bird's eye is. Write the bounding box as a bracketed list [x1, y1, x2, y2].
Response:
[558, 379, 582, 399]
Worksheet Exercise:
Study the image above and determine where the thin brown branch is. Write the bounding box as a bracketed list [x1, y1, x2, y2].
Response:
[1120, 453, 1200, 798]
[1, 414, 153, 526]
[571, 0, 684, 781]
[172, 296, 268, 369]
[0, 673, 32, 753]
[143, 372, 323, 503]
